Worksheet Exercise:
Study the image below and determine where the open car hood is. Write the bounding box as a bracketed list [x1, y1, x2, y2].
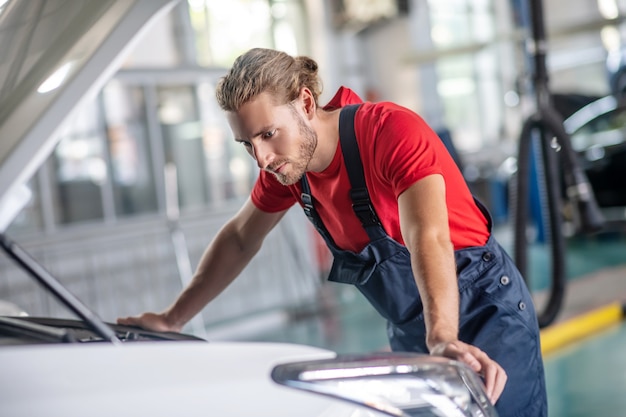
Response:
[0, 0, 179, 224]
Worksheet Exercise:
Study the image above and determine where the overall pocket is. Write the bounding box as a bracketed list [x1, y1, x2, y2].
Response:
[328, 237, 423, 324]
[456, 240, 537, 338]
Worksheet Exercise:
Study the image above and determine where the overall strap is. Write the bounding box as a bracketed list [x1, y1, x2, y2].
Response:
[299, 103, 386, 245]
[300, 174, 336, 246]
[339, 104, 386, 240]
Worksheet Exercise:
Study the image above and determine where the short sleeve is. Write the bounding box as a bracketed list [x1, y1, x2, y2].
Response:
[368, 107, 443, 198]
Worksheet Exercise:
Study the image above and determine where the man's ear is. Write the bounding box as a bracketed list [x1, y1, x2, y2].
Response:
[299, 87, 316, 119]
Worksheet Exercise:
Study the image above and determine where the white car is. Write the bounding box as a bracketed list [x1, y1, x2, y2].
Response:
[0, 1, 498, 416]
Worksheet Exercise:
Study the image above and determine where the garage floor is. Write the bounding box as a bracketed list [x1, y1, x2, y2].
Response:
[244, 229, 626, 417]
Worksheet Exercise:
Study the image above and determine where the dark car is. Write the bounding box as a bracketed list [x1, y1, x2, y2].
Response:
[606, 46, 626, 100]
[563, 95, 626, 227]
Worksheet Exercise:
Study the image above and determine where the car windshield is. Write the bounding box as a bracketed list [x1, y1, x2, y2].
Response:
[568, 102, 626, 151]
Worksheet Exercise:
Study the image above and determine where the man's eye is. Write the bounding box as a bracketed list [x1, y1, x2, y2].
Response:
[237, 140, 252, 149]
[263, 129, 276, 138]
[239, 141, 255, 158]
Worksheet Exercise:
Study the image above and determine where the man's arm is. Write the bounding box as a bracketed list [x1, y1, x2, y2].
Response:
[397, 174, 506, 403]
[398, 174, 458, 348]
[117, 197, 287, 332]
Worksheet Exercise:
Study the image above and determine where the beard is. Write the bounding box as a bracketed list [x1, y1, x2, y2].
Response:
[271, 110, 317, 186]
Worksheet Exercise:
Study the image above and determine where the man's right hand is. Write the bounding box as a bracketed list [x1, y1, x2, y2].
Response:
[117, 312, 182, 333]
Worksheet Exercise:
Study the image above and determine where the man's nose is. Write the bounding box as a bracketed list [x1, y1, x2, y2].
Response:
[252, 141, 275, 169]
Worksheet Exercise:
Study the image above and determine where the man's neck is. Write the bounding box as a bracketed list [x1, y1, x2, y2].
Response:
[307, 108, 341, 173]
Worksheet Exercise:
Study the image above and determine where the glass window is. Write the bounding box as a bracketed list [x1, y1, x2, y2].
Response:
[158, 82, 257, 210]
[196, 82, 255, 203]
[428, 0, 503, 153]
[50, 99, 107, 224]
[270, 0, 309, 56]
[157, 85, 209, 209]
[102, 81, 158, 217]
[188, 0, 274, 67]
[5, 178, 42, 233]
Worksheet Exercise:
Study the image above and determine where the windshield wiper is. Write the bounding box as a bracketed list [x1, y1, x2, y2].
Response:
[0, 316, 77, 343]
[0, 233, 121, 345]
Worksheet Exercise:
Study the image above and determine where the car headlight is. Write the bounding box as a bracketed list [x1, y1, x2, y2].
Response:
[271, 352, 498, 417]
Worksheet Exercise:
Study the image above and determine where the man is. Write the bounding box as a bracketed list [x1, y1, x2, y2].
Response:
[118, 48, 547, 417]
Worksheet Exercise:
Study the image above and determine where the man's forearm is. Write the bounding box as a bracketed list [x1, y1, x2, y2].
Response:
[410, 235, 459, 351]
[397, 176, 460, 351]
[163, 221, 262, 330]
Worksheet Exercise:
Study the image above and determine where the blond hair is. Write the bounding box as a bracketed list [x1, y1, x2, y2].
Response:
[215, 48, 322, 111]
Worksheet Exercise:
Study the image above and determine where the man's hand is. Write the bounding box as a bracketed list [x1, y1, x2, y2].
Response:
[430, 340, 507, 404]
[117, 312, 181, 333]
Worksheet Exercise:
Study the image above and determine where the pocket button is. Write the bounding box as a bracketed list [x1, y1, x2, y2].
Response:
[500, 275, 510, 285]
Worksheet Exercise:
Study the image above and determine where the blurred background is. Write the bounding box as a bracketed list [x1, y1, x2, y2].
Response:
[1, 1, 626, 415]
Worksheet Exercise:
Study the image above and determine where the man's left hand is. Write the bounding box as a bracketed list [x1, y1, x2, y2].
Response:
[430, 340, 507, 404]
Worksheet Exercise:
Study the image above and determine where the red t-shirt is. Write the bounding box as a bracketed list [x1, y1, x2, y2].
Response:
[251, 86, 489, 252]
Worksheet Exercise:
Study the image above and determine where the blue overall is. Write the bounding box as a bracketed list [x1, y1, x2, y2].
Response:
[300, 104, 547, 417]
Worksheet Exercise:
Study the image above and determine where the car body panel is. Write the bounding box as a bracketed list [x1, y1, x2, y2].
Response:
[0, 341, 371, 417]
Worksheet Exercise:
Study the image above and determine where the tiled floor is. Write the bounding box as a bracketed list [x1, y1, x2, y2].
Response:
[239, 228, 626, 417]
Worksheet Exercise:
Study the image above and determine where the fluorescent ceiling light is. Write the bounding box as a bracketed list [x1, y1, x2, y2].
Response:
[38, 61, 74, 94]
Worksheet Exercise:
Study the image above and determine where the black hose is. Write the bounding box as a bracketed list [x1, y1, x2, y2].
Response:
[537, 116, 567, 326]
[513, 117, 536, 279]
[513, 0, 604, 328]
[514, 115, 567, 328]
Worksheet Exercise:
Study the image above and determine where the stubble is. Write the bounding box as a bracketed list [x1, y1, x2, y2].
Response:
[272, 109, 317, 186]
